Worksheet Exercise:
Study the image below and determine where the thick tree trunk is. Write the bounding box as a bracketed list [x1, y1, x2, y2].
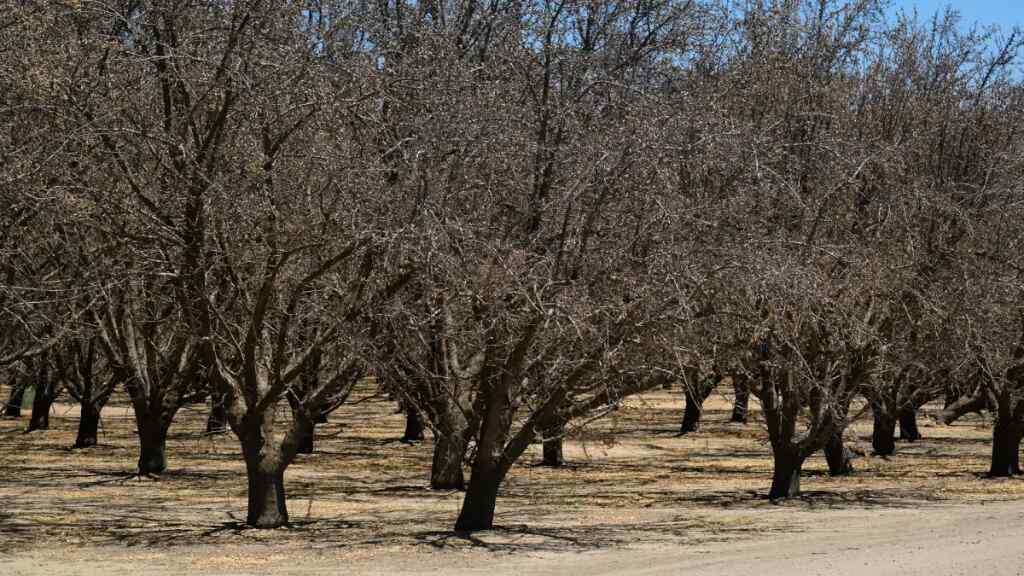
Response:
[245, 464, 288, 528]
[454, 464, 502, 531]
[74, 402, 101, 449]
[824, 432, 855, 476]
[898, 407, 921, 441]
[4, 381, 25, 418]
[137, 423, 169, 475]
[540, 423, 564, 467]
[431, 430, 467, 490]
[988, 421, 1022, 477]
[206, 393, 228, 433]
[402, 406, 425, 442]
[768, 450, 805, 499]
[731, 377, 749, 423]
[872, 410, 896, 456]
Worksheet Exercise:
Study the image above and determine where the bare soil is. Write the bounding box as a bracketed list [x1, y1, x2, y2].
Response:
[2, 384, 1023, 574]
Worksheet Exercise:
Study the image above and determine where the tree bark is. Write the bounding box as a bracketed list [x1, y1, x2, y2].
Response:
[402, 405, 425, 442]
[245, 463, 288, 528]
[679, 385, 704, 434]
[26, 356, 56, 432]
[137, 422, 169, 475]
[295, 421, 317, 455]
[4, 380, 25, 418]
[431, 429, 467, 490]
[454, 463, 503, 531]
[988, 421, 1022, 477]
[26, 384, 55, 432]
[540, 423, 564, 467]
[872, 410, 896, 456]
[731, 377, 749, 423]
[74, 401, 101, 449]
[238, 414, 301, 529]
[206, 392, 228, 433]
[898, 407, 921, 441]
[769, 450, 805, 499]
[824, 432, 855, 476]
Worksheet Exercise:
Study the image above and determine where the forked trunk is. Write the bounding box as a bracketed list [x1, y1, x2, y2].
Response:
[989, 421, 1022, 477]
[898, 407, 921, 441]
[540, 423, 565, 467]
[454, 463, 503, 531]
[872, 410, 896, 456]
[402, 406, 425, 442]
[824, 432, 854, 476]
[431, 430, 467, 490]
[74, 402, 101, 449]
[731, 377, 749, 423]
[137, 422, 169, 475]
[769, 450, 805, 499]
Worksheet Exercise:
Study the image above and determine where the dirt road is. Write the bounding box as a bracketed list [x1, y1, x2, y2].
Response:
[6, 499, 1024, 575]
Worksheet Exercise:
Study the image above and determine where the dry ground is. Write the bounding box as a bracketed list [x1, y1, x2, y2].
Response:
[2, 383, 1024, 574]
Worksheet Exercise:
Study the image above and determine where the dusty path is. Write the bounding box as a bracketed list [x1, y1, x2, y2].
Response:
[522, 500, 1024, 576]
[5, 499, 1024, 575]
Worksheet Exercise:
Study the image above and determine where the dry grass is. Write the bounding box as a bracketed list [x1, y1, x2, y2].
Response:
[2, 383, 1023, 559]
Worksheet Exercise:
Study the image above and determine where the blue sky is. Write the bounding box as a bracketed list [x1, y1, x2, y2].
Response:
[889, 0, 1023, 29]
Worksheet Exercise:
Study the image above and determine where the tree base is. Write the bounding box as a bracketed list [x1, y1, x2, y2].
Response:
[402, 407, 425, 442]
[988, 423, 1022, 477]
[454, 468, 500, 532]
[539, 437, 564, 468]
[246, 469, 289, 529]
[872, 412, 896, 456]
[898, 409, 921, 442]
[825, 435, 855, 476]
[768, 454, 804, 500]
[138, 435, 168, 475]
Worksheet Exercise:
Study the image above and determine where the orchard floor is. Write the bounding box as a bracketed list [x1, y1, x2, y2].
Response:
[2, 384, 1024, 575]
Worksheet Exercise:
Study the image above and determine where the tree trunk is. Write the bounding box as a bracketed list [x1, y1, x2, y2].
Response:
[4, 380, 25, 418]
[137, 423, 169, 475]
[26, 384, 55, 432]
[679, 385, 705, 434]
[74, 401, 101, 449]
[988, 421, 1022, 477]
[679, 385, 704, 430]
[768, 450, 805, 499]
[540, 423, 564, 467]
[944, 383, 960, 410]
[206, 392, 228, 433]
[454, 463, 502, 531]
[430, 430, 467, 490]
[898, 407, 921, 441]
[824, 432, 854, 476]
[296, 421, 316, 455]
[872, 410, 896, 456]
[402, 406, 425, 442]
[245, 464, 288, 528]
[731, 377, 749, 423]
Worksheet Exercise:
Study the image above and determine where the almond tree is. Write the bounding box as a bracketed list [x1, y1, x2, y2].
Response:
[374, 0, 707, 531]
